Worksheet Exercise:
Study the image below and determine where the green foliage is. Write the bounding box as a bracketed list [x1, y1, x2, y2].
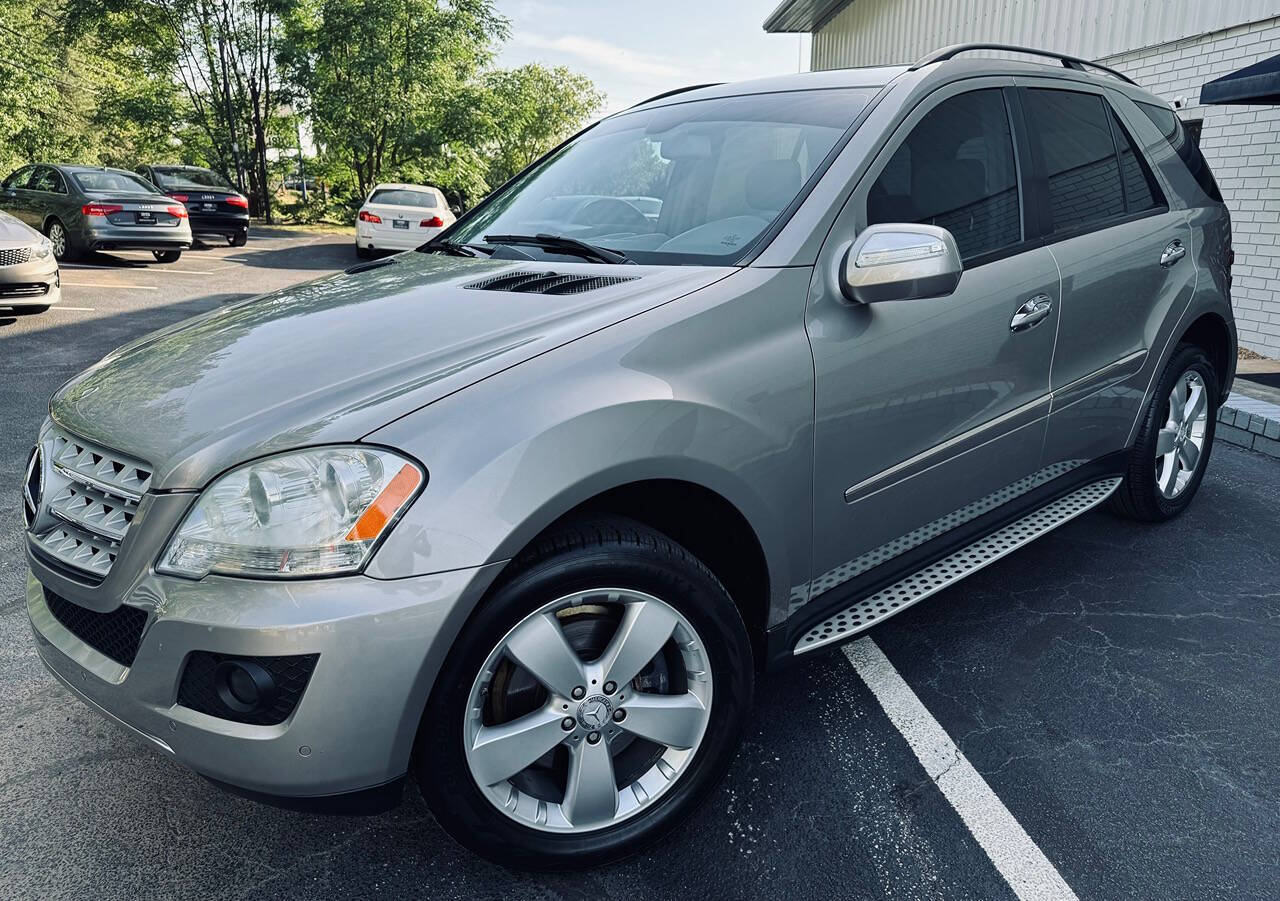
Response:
[1, 0, 606, 221]
[481, 64, 605, 189]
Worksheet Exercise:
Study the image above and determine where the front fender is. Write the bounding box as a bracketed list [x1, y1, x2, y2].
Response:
[363, 265, 816, 627]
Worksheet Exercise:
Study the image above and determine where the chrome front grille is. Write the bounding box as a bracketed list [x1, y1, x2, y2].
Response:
[28, 427, 152, 580]
[0, 246, 33, 267]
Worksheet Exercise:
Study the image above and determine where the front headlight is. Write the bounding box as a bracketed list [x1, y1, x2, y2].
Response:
[31, 237, 53, 260]
[158, 446, 424, 579]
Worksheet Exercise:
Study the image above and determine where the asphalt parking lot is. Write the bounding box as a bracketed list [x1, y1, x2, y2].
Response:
[2, 236, 1278, 899]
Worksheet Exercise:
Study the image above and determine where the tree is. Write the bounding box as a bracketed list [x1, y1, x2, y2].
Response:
[279, 0, 507, 200]
[0, 0, 182, 176]
[65, 0, 286, 221]
[482, 64, 604, 189]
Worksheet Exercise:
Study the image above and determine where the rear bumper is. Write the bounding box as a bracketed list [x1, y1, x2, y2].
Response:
[0, 257, 60, 307]
[82, 222, 192, 253]
[188, 213, 249, 238]
[357, 224, 442, 251]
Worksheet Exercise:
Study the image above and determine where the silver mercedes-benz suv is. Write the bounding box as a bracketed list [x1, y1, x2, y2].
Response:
[21, 45, 1236, 868]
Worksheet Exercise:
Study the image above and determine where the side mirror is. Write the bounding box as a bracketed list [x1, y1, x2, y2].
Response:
[840, 223, 962, 304]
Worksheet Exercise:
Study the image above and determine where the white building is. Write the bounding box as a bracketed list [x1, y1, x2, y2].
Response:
[764, 0, 1280, 358]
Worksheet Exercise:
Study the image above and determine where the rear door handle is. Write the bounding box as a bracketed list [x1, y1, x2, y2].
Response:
[1010, 294, 1053, 332]
[1160, 240, 1186, 267]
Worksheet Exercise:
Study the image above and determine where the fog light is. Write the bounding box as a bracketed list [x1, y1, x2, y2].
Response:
[213, 659, 278, 713]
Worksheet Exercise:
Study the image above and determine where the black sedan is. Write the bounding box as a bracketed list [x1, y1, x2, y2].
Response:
[136, 165, 250, 246]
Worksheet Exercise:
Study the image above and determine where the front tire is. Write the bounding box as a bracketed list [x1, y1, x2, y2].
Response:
[1110, 343, 1219, 521]
[416, 516, 753, 870]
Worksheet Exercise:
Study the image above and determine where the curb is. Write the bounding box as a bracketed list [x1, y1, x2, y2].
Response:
[1217, 390, 1280, 459]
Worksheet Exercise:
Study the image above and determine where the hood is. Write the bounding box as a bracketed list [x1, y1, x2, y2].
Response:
[50, 252, 732, 489]
[0, 210, 41, 246]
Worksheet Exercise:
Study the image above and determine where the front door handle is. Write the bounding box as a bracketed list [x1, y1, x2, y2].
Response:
[1160, 240, 1186, 267]
[1010, 294, 1053, 332]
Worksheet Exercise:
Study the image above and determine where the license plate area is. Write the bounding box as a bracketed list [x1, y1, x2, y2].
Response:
[392, 219, 409, 229]
[202, 203, 217, 212]
[135, 211, 155, 224]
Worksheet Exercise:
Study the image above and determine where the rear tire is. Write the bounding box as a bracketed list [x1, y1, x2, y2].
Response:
[231, 231, 248, 247]
[1109, 343, 1219, 521]
[44, 219, 76, 262]
[153, 249, 182, 264]
[415, 516, 753, 870]
[355, 244, 372, 260]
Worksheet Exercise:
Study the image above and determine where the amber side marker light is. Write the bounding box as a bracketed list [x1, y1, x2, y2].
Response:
[345, 464, 422, 542]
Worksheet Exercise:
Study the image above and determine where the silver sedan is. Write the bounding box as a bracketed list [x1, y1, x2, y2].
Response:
[0, 210, 59, 315]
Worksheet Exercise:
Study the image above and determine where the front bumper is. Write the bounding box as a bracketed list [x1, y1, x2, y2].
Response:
[0, 256, 60, 308]
[26, 557, 503, 800]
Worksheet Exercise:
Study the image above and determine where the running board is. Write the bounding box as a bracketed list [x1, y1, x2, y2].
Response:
[794, 477, 1122, 655]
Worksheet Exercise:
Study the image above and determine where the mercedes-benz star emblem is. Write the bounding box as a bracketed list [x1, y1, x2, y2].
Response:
[575, 695, 613, 731]
[22, 445, 43, 529]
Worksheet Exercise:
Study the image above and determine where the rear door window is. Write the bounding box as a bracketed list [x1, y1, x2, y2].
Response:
[29, 167, 65, 194]
[1024, 89, 1127, 233]
[866, 88, 1022, 262]
[1136, 101, 1222, 202]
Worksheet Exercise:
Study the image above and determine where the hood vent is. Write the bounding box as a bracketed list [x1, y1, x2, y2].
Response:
[464, 270, 639, 295]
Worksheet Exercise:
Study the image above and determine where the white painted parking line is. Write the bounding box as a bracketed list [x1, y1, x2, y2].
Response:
[62, 282, 158, 290]
[845, 638, 1078, 901]
[61, 263, 222, 275]
[47, 306, 96, 312]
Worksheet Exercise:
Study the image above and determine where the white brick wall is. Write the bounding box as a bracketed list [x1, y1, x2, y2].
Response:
[1099, 17, 1280, 358]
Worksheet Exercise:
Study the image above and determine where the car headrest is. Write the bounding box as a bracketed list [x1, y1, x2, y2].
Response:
[745, 159, 802, 212]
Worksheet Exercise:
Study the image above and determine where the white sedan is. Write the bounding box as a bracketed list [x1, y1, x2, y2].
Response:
[355, 183, 456, 258]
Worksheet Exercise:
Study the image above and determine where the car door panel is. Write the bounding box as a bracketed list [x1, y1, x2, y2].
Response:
[1015, 80, 1199, 468]
[799, 80, 1059, 618]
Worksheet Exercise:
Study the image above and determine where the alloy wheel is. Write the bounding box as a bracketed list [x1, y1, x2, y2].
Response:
[47, 223, 66, 259]
[1155, 369, 1209, 499]
[463, 588, 713, 833]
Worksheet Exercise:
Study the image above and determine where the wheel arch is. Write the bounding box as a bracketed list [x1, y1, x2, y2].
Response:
[1177, 311, 1236, 402]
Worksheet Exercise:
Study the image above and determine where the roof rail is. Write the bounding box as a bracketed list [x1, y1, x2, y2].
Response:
[628, 83, 723, 109]
[909, 43, 1137, 86]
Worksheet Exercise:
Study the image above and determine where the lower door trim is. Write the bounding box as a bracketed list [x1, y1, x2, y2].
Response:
[794, 476, 1121, 655]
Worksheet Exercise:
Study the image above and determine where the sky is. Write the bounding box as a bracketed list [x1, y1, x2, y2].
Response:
[493, 0, 812, 114]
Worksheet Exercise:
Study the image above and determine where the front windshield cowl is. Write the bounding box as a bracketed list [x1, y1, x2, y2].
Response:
[447, 88, 871, 267]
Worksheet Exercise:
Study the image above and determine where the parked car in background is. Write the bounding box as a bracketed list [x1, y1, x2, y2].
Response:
[21, 46, 1236, 870]
[0, 165, 191, 263]
[355, 183, 455, 258]
[136, 165, 250, 247]
[0, 209, 59, 315]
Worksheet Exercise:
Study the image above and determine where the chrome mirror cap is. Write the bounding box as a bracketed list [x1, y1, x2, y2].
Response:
[840, 223, 963, 304]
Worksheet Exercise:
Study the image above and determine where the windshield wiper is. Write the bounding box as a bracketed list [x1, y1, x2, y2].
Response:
[418, 239, 491, 258]
[484, 233, 630, 265]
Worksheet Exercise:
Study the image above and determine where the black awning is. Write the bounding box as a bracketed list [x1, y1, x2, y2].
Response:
[1202, 52, 1280, 105]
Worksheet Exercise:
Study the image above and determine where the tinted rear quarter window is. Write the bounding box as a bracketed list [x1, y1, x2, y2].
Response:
[1136, 101, 1223, 203]
[866, 88, 1021, 261]
[1110, 110, 1165, 213]
[1025, 89, 1126, 233]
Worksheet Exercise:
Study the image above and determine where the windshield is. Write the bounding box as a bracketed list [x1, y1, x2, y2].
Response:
[152, 167, 234, 191]
[369, 188, 438, 208]
[73, 170, 158, 194]
[448, 89, 870, 265]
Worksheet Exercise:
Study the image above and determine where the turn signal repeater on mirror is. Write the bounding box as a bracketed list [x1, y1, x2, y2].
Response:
[158, 447, 425, 579]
